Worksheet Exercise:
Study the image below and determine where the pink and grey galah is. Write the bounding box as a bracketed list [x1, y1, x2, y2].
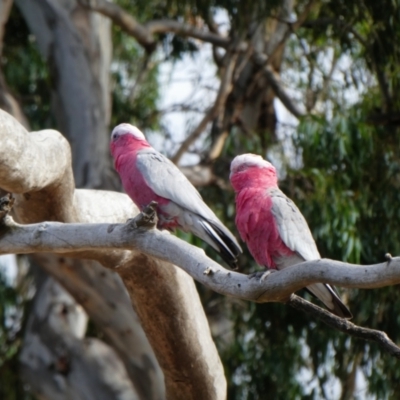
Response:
[110, 123, 242, 268]
[230, 153, 352, 319]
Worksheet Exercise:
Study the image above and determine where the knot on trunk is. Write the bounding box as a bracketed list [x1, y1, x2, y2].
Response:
[0, 193, 14, 222]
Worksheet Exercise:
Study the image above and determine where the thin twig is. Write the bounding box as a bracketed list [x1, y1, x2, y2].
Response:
[263, 65, 304, 118]
[171, 51, 239, 164]
[78, 0, 229, 49]
[288, 295, 400, 358]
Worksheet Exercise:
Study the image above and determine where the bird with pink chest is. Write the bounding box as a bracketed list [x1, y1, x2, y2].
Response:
[110, 123, 242, 268]
[230, 153, 352, 319]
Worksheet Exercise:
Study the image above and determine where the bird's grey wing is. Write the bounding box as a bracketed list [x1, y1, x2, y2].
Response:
[270, 188, 320, 260]
[136, 150, 216, 219]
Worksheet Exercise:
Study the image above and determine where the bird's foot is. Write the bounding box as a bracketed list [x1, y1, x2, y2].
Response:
[230, 261, 240, 272]
[248, 269, 277, 282]
[128, 201, 159, 229]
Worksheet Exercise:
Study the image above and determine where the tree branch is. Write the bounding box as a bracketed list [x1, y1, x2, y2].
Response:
[1, 205, 399, 301]
[171, 51, 239, 164]
[80, 0, 310, 121]
[17, 0, 114, 188]
[288, 295, 400, 358]
[78, 0, 229, 50]
[266, 0, 319, 63]
[262, 64, 305, 118]
[179, 165, 216, 187]
[146, 19, 230, 48]
[78, 0, 155, 50]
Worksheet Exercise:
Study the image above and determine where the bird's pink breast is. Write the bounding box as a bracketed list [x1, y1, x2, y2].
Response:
[232, 170, 293, 268]
[111, 138, 175, 229]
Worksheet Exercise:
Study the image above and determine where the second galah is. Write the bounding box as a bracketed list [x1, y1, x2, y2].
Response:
[230, 154, 352, 319]
[110, 123, 242, 268]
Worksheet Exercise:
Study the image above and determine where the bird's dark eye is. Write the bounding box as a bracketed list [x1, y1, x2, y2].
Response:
[235, 164, 248, 173]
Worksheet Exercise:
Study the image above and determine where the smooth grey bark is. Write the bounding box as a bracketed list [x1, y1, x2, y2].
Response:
[20, 277, 139, 400]
[31, 254, 166, 400]
[15, 0, 112, 188]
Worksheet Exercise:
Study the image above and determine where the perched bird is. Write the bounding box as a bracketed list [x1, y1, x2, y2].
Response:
[110, 123, 242, 268]
[230, 153, 352, 319]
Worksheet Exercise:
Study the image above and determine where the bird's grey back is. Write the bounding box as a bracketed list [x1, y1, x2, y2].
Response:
[269, 187, 320, 262]
[136, 149, 222, 222]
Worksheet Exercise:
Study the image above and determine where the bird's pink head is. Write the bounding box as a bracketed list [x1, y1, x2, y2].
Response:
[110, 123, 150, 157]
[230, 153, 277, 191]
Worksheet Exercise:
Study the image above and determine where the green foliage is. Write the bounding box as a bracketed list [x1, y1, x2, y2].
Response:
[293, 111, 400, 265]
[111, 24, 160, 129]
[2, 7, 53, 130]
[0, 266, 33, 400]
[224, 302, 308, 400]
[286, 104, 400, 398]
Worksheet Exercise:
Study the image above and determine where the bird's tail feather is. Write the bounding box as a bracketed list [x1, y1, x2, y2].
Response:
[306, 283, 352, 319]
[199, 220, 242, 269]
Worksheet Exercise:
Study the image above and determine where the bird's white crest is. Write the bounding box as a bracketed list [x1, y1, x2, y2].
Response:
[230, 153, 274, 174]
[111, 123, 146, 141]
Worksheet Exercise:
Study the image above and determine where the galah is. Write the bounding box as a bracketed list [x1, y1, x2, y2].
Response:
[110, 123, 242, 268]
[230, 153, 352, 319]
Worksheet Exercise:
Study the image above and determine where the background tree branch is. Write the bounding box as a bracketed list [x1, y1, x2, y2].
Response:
[78, 0, 230, 50]
[288, 295, 400, 359]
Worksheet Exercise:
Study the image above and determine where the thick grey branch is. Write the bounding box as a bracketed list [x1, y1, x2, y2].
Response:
[1, 215, 399, 302]
[0, 109, 73, 194]
[16, 0, 113, 188]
